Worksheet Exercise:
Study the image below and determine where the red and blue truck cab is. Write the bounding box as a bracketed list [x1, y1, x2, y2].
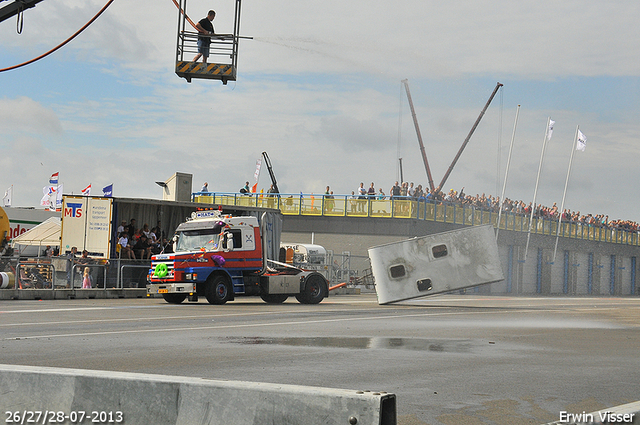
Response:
[146, 210, 328, 305]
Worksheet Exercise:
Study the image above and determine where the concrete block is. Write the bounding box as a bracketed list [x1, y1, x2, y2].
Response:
[0, 364, 396, 425]
[368, 225, 504, 304]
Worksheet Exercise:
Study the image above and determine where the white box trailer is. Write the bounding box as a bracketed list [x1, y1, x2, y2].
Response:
[368, 225, 504, 304]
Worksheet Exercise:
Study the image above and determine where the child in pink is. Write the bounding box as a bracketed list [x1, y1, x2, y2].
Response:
[82, 267, 92, 289]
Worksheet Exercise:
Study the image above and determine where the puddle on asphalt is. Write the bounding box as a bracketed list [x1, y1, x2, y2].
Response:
[221, 337, 473, 353]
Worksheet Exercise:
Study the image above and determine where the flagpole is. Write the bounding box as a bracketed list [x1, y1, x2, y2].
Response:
[524, 117, 552, 262]
[553, 125, 579, 261]
[496, 105, 520, 241]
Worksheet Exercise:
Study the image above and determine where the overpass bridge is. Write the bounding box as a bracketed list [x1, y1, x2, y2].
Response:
[193, 192, 640, 297]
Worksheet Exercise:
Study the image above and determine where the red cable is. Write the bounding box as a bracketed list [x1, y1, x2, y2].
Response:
[0, 0, 115, 73]
[170, 0, 198, 30]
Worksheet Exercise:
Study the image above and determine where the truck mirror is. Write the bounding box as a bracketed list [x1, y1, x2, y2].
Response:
[226, 233, 234, 251]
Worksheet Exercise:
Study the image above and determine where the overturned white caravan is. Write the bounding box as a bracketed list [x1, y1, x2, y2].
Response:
[368, 225, 504, 305]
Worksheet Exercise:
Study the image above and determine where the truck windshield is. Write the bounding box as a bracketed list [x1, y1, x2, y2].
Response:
[175, 228, 220, 252]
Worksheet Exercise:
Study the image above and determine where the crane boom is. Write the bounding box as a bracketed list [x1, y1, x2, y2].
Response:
[402, 79, 435, 193]
[261, 152, 279, 194]
[437, 82, 503, 191]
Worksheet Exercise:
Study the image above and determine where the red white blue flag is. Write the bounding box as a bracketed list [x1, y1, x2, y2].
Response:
[49, 172, 59, 185]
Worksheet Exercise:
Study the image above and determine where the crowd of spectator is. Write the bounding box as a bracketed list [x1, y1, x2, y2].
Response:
[330, 181, 639, 233]
[227, 178, 637, 233]
[116, 218, 168, 260]
[427, 186, 638, 232]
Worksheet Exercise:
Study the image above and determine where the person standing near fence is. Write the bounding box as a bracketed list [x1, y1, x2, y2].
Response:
[66, 246, 78, 287]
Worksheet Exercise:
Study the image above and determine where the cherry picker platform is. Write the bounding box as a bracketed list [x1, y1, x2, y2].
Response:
[174, 0, 244, 84]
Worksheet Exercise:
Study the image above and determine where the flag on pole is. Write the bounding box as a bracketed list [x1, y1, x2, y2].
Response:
[576, 130, 587, 151]
[42, 185, 57, 208]
[82, 184, 92, 196]
[49, 172, 59, 185]
[102, 184, 113, 197]
[546, 119, 555, 140]
[252, 158, 262, 193]
[53, 183, 63, 211]
[3, 186, 12, 207]
[40, 186, 51, 207]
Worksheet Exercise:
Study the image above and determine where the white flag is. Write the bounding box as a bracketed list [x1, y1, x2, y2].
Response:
[40, 186, 51, 207]
[55, 183, 64, 210]
[3, 186, 11, 207]
[546, 119, 555, 140]
[576, 130, 587, 151]
[47, 184, 61, 211]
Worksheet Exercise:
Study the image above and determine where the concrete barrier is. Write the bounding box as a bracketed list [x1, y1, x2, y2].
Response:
[0, 364, 396, 425]
[0, 288, 147, 300]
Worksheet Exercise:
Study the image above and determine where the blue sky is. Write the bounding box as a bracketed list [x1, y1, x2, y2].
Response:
[1, 0, 640, 221]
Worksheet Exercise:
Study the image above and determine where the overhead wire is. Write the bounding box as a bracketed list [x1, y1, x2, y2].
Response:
[0, 0, 115, 73]
[1, 0, 199, 73]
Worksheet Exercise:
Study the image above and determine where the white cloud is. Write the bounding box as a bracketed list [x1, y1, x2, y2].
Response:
[0, 97, 63, 135]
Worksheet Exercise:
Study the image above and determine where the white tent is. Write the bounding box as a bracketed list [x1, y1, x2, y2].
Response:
[11, 217, 61, 249]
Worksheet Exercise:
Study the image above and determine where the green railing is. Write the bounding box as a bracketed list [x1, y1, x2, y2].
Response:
[192, 192, 640, 246]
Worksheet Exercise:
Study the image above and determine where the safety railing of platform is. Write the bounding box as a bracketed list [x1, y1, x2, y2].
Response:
[192, 191, 640, 246]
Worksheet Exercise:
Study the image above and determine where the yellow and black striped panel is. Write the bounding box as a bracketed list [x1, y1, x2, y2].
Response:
[175, 61, 237, 82]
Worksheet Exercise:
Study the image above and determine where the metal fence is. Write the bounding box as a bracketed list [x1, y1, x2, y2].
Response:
[193, 192, 640, 246]
[1, 257, 151, 290]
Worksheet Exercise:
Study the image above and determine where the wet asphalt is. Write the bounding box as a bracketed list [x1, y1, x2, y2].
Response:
[1, 293, 639, 425]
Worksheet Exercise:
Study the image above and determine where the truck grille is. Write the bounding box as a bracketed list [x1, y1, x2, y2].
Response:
[150, 259, 175, 279]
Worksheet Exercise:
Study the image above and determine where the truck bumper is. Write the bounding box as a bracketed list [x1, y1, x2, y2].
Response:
[147, 282, 196, 295]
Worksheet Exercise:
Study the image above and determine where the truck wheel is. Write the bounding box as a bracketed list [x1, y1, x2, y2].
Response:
[260, 294, 288, 304]
[162, 293, 187, 304]
[206, 275, 232, 305]
[295, 274, 327, 304]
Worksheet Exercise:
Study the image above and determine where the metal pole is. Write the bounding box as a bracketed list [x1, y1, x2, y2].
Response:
[397, 83, 403, 183]
[233, 0, 241, 69]
[496, 105, 520, 240]
[524, 117, 553, 262]
[438, 82, 503, 191]
[176, 0, 185, 61]
[553, 126, 579, 261]
[401, 79, 435, 192]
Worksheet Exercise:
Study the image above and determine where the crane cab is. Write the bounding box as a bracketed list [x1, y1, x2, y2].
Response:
[175, 0, 243, 84]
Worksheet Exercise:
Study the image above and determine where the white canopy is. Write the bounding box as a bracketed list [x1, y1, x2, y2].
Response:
[11, 217, 61, 247]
